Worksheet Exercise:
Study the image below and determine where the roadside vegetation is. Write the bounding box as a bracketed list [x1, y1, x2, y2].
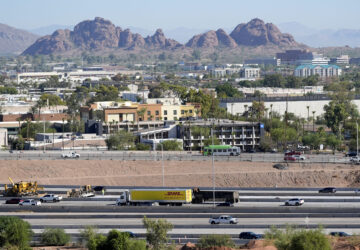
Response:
[265, 226, 331, 250]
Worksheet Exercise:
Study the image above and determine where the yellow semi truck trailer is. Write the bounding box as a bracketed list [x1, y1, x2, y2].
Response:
[116, 189, 192, 206]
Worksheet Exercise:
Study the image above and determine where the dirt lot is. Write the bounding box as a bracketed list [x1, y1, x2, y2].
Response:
[1, 160, 360, 187]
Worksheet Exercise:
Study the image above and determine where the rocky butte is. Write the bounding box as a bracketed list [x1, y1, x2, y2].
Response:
[22, 17, 301, 55]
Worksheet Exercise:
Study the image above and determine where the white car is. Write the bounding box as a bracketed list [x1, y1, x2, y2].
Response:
[350, 156, 360, 163]
[209, 215, 238, 224]
[61, 152, 80, 159]
[40, 194, 63, 203]
[19, 199, 41, 206]
[284, 198, 304, 206]
[294, 155, 306, 160]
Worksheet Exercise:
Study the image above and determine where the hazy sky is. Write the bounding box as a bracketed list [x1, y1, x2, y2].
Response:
[2, 0, 360, 31]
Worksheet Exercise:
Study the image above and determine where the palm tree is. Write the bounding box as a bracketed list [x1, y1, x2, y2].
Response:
[312, 111, 316, 132]
[307, 106, 310, 123]
[136, 108, 147, 131]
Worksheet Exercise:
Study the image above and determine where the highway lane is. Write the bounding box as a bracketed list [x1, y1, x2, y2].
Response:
[3, 200, 360, 207]
[0, 150, 351, 163]
[22, 217, 360, 226]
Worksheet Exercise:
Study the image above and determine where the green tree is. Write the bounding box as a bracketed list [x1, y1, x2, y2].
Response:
[263, 74, 286, 88]
[0, 216, 33, 250]
[143, 216, 173, 250]
[39, 93, 65, 107]
[265, 226, 331, 250]
[105, 130, 135, 150]
[302, 131, 325, 150]
[285, 75, 302, 88]
[136, 143, 151, 150]
[325, 133, 341, 152]
[215, 83, 243, 98]
[196, 234, 235, 248]
[0, 86, 18, 94]
[79, 226, 146, 250]
[157, 140, 182, 151]
[324, 101, 348, 136]
[290, 229, 331, 250]
[89, 85, 120, 103]
[203, 136, 220, 146]
[250, 101, 266, 120]
[40, 228, 70, 246]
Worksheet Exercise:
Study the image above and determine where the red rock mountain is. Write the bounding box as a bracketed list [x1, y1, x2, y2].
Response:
[230, 18, 298, 46]
[22, 17, 300, 55]
[186, 29, 237, 48]
[23, 17, 181, 55]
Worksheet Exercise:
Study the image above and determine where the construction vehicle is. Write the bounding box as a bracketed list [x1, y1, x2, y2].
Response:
[3, 177, 44, 197]
[67, 185, 95, 198]
[192, 188, 239, 204]
[116, 189, 193, 206]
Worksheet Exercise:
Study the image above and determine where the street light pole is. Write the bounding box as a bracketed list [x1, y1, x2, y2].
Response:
[357, 121, 358, 156]
[211, 124, 215, 208]
[160, 143, 164, 187]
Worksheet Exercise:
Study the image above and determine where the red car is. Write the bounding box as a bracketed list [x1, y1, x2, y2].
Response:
[284, 156, 296, 161]
[5, 198, 24, 204]
[284, 151, 301, 156]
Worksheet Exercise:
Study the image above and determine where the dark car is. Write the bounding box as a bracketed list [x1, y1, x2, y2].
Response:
[248, 149, 256, 153]
[239, 232, 262, 239]
[319, 187, 336, 193]
[217, 202, 234, 207]
[124, 231, 137, 238]
[346, 152, 358, 157]
[5, 198, 24, 204]
[330, 232, 350, 237]
[93, 186, 106, 192]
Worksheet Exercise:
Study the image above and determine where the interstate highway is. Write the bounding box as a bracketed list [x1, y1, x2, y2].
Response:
[0, 150, 351, 163]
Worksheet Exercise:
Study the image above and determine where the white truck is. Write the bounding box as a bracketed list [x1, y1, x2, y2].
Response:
[40, 194, 63, 203]
[61, 152, 80, 158]
[209, 215, 238, 224]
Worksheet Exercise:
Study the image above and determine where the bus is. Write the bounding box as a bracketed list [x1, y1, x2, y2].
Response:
[202, 145, 241, 156]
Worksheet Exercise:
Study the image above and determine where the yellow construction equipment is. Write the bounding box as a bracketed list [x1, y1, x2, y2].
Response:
[3, 177, 44, 197]
[67, 185, 95, 198]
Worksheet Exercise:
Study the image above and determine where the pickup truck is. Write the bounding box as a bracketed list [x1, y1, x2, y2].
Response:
[40, 194, 63, 203]
[61, 152, 80, 158]
[209, 215, 238, 224]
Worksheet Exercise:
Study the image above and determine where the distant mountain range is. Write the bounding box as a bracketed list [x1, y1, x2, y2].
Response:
[22, 17, 300, 55]
[278, 22, 360, 47]
[0, 23, 38, 55]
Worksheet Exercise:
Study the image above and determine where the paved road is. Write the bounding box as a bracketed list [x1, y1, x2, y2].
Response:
[0, 150, 351, 163]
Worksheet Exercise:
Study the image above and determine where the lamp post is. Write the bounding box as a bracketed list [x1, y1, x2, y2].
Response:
[62, 118, 65, 151]
[211, 123, 215, 208]
[357, 121, 359, 156]
[159, 142, 164, 187]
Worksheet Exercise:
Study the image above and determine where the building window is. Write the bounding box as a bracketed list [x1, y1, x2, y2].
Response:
[155, 110, 159, 115]
[164, 110, 167, 115]
[148, 118, 151, 121]
[173, 110, 177, 115]
[164, 117, 167, 121]
[189, 110, 193, 113]
[181, 110, 185, 115]
[156, 117, 159, 121]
